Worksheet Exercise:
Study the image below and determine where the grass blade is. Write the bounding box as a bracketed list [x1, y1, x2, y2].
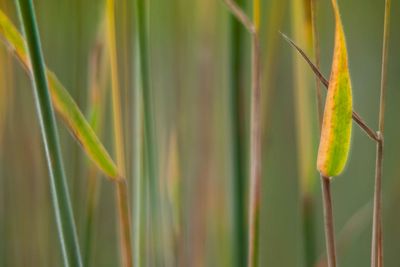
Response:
[290, 0, 318, 265]
[14, 0, 82, 265]
[227, 0, 246, 265]
[105, 0, 133, 266]
[0, 9, 121, 181]
[222, 1, 262, 266]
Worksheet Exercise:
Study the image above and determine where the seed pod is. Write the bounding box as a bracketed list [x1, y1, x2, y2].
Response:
[317, 0, 352, 177]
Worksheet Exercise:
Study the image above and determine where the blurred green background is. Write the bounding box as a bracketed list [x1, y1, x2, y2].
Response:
[0, 0, 399, 266]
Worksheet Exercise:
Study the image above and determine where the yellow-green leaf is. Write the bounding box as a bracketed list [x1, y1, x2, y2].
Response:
[0, 10, 121, 181]
[317, 0, 352, 177]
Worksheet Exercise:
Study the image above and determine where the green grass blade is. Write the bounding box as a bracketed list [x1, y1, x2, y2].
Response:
[0, 9, 121, 181]
[227, 0, 247, 265]
[135, 0, 166, 264]
[13, 0, 82, 266]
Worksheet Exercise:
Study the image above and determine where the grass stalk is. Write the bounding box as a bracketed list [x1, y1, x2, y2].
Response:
[227, 0, 246, 265]
[133, 38, 144, 267]
[310, 0, 323, 129]
[300, 1, 322, 266]
[222, 1, 261, 266]
[14, 0, 82, 266]
[317, 201, 372, 266]
[106, 0, 133, 266]
[248, 25, 261, 267]
[321, 176, 337, 267]
[83, 39, 108, 267]
[83, 166, 101, 267]
[371, 1, 391, 266]
[291, 0, 317, 265]
[135, 0, 165, 264]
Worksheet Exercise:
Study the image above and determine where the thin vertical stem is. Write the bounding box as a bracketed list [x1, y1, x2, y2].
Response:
[14, 0, 82, 266]
[301, 1, 321, 265]
[310, 0, 323, 128]
[83, 39, 108, 267]
[372, 1, 391, 266]
[135, 0, 164, 264]
[321, 176, 337, 267]
[378, 0, 391, 134]
[133, 39, 144, 267]
[248, 32, 261, 267]
[106, 0, 133, 266]
[116, 180, 133, 267]
[223, 1, 261, 266]
[291, 0, 318, 265]
[227, 0, 246, 265]
[371, 137, 383, 267]
[248, 0, 261, 265]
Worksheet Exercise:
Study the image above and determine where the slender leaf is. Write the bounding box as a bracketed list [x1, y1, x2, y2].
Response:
[0, 9, 121, 181]
[316, 0, 352, 178]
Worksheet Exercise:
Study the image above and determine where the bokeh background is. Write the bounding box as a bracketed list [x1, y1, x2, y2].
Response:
[0, 0, 399, 266]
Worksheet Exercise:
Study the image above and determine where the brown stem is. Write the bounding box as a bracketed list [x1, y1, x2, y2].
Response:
[223, 0, 255, 34]
[222, 1, 261, 266]
[321, 176, 337, 267]
[372, 0, 391, 266]
[310, 0, 323, 128]
[247, 32, 261, 267]
[116, 180, 133, 267]
[371, 136, 383, 267]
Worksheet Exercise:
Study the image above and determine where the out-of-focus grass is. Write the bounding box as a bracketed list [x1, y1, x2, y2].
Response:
[0, 0, 400, 267]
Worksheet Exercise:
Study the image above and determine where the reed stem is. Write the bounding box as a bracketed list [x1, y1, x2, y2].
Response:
[135, 0, 165, 264]
[223, 1, 261, 266]
[310, 0, 323, 129]
[227, 0, 246, 265]
[248, 32, 261, 267]
[133, 40, 144, 267]
[106, 0, 133, 266]
[371, 1, 391, 266]
[321, 176, 337, 267]
[14, 0, 82, 266]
